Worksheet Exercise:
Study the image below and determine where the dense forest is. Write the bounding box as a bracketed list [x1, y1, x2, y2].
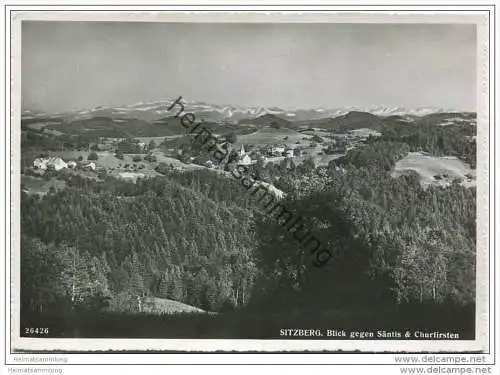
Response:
[20, 116, 477, 338]
[22, 172, 257, 313]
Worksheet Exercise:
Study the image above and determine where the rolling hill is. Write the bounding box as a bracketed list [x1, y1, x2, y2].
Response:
[22, 100, 475, 142]
[297, 111, 389, 131]
[23, 98, 458, 126]
[46, 116, 185, 138]
[235, 126, 306, 145]
[415, 112, 477, 126]
[238, 113, 296, 129]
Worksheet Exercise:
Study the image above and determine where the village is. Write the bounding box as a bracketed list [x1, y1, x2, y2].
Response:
[180, 125, 382, 172]
[21, 125, 382, 197]
[32, 155, 97, 172]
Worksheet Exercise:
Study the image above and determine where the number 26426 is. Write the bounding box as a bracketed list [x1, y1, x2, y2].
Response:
[24, 327, 49, 335]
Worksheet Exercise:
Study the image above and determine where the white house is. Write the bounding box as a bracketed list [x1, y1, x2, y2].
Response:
[270, 145, 285, 156]
[80, 161, 96, 171]
[33, 157, 67, 171]
[67, 161, 77, 169]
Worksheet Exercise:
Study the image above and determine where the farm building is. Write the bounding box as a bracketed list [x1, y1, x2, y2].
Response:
[80, 161, 96, 171]
[33, 157, 68, 171]
[269, 145, 285, 156]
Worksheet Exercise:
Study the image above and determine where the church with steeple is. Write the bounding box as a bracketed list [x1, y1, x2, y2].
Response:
[237, 144, 252, 166]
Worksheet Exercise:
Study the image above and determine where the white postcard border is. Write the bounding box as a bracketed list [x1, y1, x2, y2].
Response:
[4, 4, 496, 361]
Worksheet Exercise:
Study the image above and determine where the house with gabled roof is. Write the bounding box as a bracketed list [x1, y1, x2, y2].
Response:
[33, 157, 68, 171]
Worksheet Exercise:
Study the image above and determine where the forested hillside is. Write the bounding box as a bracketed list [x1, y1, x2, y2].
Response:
[256, 166, 475, 310]
[21, 162, 475, 312]
[20, 113, 477, 338]
[22, 173, 257, 313]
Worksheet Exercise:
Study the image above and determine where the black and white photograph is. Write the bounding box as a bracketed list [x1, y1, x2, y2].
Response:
[7, 9, 493, 357]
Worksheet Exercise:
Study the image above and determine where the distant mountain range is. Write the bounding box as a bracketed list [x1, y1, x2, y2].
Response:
[22, 99, 463, 124]
[22, 100, 476, 140]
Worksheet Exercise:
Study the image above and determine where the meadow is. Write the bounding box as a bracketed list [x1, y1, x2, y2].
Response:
[393, 151, 476, 187]
[236, 127, 308, 146]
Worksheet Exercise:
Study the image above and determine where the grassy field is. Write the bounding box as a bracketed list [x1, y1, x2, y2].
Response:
[26, 121, 61, 131]
[350, 128, 382, 138]
[151, 150, 205, 170]
[21, 175, 66, 195]
[393, 152, 476, 188]
[142, 297, 207, 314]
[236, 127, 308, 146]
[133, 136, 170, 144]
[299, 128, 334, 138]
[316, 153, 344, 167]
[44, 150, 93, 161]
[264, 153, 343, 167]
[117, 172, 147, 182]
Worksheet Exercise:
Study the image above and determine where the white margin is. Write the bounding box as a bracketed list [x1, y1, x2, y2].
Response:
[2, 2, 497, 367]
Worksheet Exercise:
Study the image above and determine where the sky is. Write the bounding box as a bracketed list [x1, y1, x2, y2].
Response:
[21, 21, 477, 112]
